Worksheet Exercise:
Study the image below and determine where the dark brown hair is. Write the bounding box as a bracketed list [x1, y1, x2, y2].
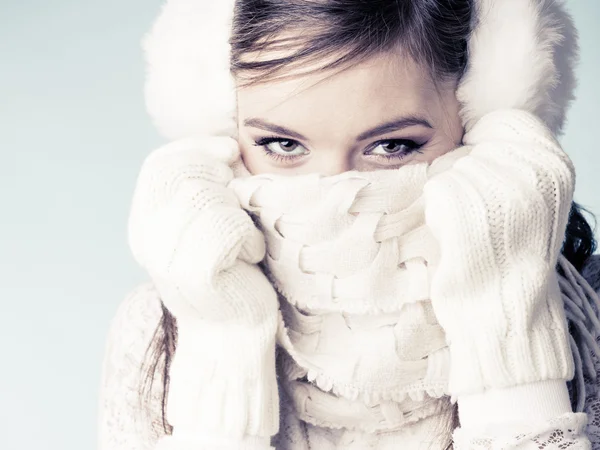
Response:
[231, 0, 472, 87]
[139, 0, 598, 447]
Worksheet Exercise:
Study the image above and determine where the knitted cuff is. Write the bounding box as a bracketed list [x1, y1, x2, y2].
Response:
[457, 379, 573, 430]
[166, 315, 280, 440]
[153, 259, 278, 326]
[442, 270, 574, 398]
[424, 110, 576, 398]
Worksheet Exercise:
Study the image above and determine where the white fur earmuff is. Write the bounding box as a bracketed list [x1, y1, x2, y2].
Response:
[142, 0, 238, 140]
[457, 0, 579, 135]
[141, 0, 579, 140]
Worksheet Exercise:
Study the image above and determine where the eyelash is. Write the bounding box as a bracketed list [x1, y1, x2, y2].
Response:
[252, 135, 425, 164]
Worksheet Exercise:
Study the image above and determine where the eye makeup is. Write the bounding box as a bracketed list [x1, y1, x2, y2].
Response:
[252, 136, 426, 165]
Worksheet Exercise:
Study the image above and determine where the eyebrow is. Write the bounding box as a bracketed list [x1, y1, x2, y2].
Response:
[243, 116, 433, 142]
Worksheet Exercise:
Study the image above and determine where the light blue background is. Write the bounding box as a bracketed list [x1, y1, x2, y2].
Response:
[1, 1, 598, 449]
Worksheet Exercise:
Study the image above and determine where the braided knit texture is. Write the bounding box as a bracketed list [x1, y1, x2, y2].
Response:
[230, 146, 469, 432]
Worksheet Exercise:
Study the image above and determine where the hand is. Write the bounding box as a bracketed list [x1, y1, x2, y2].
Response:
[423, 109, 576, 398]
[127, 136, 280, 438]
[127, 135, 274, 324]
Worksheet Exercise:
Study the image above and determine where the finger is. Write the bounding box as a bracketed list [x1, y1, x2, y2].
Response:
[133, 147, 239, 213]
[426, 145, 472, 180]
[231, 155, 253, 179]
[239, 223, 266, 265]
[128, 176, 241, 267]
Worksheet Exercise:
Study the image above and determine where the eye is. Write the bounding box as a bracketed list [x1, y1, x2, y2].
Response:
[365, 139, 425, 162]
[253, 136, 308, 162]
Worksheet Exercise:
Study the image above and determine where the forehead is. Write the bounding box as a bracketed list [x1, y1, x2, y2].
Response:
[236, 52, 439, 121]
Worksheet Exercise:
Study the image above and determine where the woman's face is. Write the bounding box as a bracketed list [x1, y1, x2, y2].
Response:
[236, 51, 464, 176]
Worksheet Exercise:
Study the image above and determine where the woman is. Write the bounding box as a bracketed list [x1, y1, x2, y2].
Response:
[98, 0, 600, 448]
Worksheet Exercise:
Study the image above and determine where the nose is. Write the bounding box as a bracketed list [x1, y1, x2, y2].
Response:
[316, 153, 354, 176]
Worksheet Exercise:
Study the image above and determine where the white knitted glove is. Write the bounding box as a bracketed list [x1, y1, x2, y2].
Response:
[127, 136, 279, 447]
[423, 109, 576, 400]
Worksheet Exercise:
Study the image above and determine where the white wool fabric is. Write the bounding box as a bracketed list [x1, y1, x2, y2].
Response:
[132, 0, 591, 446]
[122, 111, 600, 449]
[128, 136, 280, 446]
[228, 109, 576, 433]
[230, 142, 469, 433]
[422, 109, 576, 398]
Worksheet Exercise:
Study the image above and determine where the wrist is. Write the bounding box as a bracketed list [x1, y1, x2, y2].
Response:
[457, 379, 572, 430]
[167, 316, 279, 438]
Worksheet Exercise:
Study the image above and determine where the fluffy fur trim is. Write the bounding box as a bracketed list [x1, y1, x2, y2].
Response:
[142, 0, 579, 140]
[142, 0, 238, 140]
[457, 0, 579, 135]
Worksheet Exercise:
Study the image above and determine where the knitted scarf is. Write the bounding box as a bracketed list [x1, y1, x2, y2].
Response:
[230, 148, 600, 432]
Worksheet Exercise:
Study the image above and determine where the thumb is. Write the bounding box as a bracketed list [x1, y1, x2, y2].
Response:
[231, 154, 253, 179]
[238, 223, 267, 265]
[426, 145, 472, 180]
[228, 154, 267, 264]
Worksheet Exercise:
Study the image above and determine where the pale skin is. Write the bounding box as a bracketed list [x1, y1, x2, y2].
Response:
[235, 50, 465, 176]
